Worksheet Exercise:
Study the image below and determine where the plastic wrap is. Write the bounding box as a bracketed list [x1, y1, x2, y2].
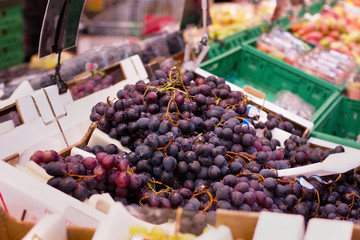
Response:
[295, 48, 358, 86]
[275, 90, 315, 120]
[140, 34, 171, 64]
[257, 29, 312, 65]
[166, 31, 185, 55]
[0, 41, 143, 100]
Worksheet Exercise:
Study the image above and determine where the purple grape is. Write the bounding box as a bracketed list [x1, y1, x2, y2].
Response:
[93, 165, 106, 181]
[58, 177, 77, 193]
[115, 171, 130, 188]
[83, 157, 98, 170]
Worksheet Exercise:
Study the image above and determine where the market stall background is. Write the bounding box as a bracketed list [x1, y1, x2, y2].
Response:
[1, 0, 360, 239]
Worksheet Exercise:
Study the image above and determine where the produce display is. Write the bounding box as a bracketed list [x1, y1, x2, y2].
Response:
[291, 4, 360, 64]
[295, 48, 357, 86]
[256, 29, 312, 65]
[70, 70, 119, 100]
[257, 28, 357, 86]
[29, 67, 360, 227]
[3, 0, 360, 237]
[209, 1, 276, 40]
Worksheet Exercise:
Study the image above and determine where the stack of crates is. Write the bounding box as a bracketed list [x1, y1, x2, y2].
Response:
[0, 0, 24, 70]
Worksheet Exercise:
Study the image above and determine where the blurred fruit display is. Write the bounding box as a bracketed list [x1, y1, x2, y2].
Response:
[208, 1, 276, 40]
[292, 4, 360, 64]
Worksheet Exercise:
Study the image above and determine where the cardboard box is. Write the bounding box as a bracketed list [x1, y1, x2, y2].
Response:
[0, 159, 106, 227]
[57, 55, 148, 147]
[216, 209, 360, 240]
[0, 208, 95, 240]
[0, 55, 148, 163]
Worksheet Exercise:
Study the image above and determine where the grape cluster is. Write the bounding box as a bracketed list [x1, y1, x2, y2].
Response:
[30, 145, 146, 202]
[30, 67, 359, 230]
[71, 72, 117, 100]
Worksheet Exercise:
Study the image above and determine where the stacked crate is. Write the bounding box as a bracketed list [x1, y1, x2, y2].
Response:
[0, 0, 24, 70]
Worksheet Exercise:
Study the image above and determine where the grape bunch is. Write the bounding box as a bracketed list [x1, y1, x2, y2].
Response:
[30, 145, 147, 202]
[30, 67, 360, 231]
[71, 72, 117, 100]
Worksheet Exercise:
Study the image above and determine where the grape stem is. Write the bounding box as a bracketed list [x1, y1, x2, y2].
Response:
[235, 172, 265, 182]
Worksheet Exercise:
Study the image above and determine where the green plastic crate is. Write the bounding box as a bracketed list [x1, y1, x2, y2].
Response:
[307, 0, 326, 15]
[272, 14, 291, 30]
[0, 23, 22, 45]
[0, 50, 24, 70]
[0, 6, 22, 26]
[0, 40, 24, 70]
[299, 0, 326, 17]
[208, 22, 270, 59]
[199, 45, 342, 123]
[312, 96, 360, 149]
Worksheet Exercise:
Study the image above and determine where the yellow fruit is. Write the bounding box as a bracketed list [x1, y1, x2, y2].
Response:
[150, 227, 168, 239]
[129, 224, 149, 237]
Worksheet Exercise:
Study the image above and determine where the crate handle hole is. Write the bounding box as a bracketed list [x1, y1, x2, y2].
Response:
[2, 48, 8, 54]
[354, 113, 357, 120]
[1, 29, 6, 36]
[0, 11, 6, 17]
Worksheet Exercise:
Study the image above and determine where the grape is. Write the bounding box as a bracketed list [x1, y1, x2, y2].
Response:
[117, 159, 130, 171]
[182, 180, 194, 191]
[337, 203, 350, 217]
[295, 152, 307, 165]
[274, 185, 287, 198]
[284, 194, 298, 208]
[30, 150, 44, 164]
[223, 174, 237, 187]
[231, 191, 244, 207]
[229, 161, 243, 174]
[163, 156, 177, 172]
[94, 165, 106, 181]
[159, 197, 172, 209]
[264, 178, 277, 191]
[73, 183, 88, 201]
[217, 200, 232, 209]
[43, 150, 59, 163]
[67, 162, 85, 175]
[255, 152, 268, 164]
[47, 177, 61, 188]
[216, 186, 231, 200]
[244, 192, 256, 205]
[235, 182, 250, 193]
[293, 203, 309, 217]
[102, 155, 116, 169]
[82, 157, 97, 170]
[160, 171, 175, 186]
[115, 186, 128, 198]
[188, 161, 201, 173]
[135, 145, 153, 159]
[58, 177, 77, 193]
[115, 171, 130, 188]
[284, 121, 294, 132]
[45, 161, 66, 177]
[208, 165, 221, 180]
[148, 193, 160, 208]
[169, 191, 183, 207]
[128, 174, 142, 190]
[242, 134, 255, 147]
